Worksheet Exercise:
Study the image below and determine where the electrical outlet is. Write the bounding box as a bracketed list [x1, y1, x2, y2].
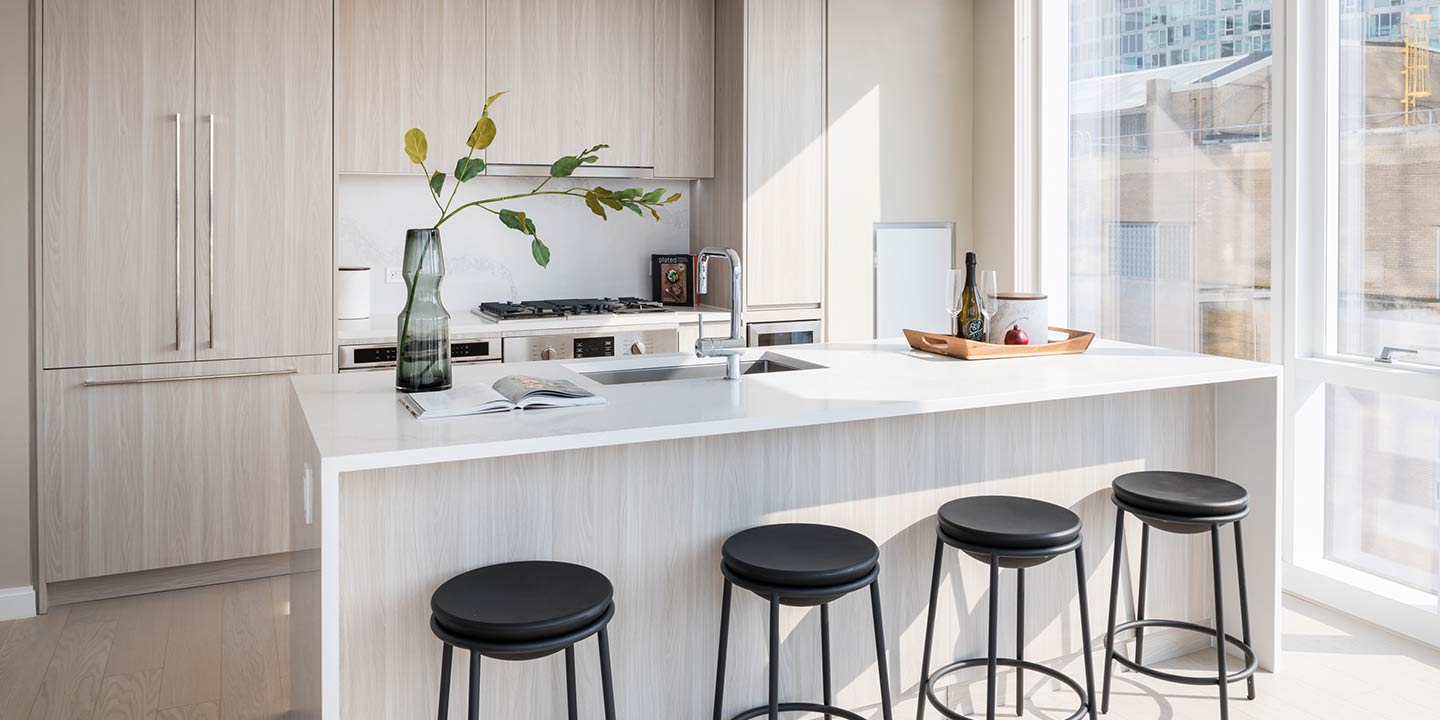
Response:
[385, 267, 403, 284]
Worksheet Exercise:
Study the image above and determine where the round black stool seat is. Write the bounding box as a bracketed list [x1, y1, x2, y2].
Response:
[1113, 471, 1249, 519]
[431, 560, 613, 643]
[938, 495, 1082, 550]
[722, 522, 879, 589]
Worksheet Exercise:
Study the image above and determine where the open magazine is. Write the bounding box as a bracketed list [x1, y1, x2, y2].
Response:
[399, 375, 606, 419]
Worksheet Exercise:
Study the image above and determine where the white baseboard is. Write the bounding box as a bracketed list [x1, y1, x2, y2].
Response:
[0, 585, 37, 621]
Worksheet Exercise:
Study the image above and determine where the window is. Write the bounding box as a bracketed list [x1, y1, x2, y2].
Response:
[1249, 8, 1272, 31]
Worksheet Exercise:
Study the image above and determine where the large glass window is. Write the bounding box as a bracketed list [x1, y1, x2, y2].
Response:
[1068, 0, 1274, 362]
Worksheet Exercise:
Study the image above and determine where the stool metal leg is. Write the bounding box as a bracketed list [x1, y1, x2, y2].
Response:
[467, 652, 481, 720]
[769, 594, 781, 720]
[1075, 545, 1099, 720]
[1234, 521, 1256, 701]
[869, 580, 896, 720]
[1135, 524, 1150, 666]
[821, 603, 833, 720]
[1016, 567, 1026, 717]
[713, 580, 733, 720]
[916, 538, 944, 720]
[986, 555, 1000, 720]
[1210, 525, 1230, 720]
[1101, 506, 1125, 714]
[438, 643, 453, 720]
[599, 627, 617, 720]
[565, 645, 578, 720]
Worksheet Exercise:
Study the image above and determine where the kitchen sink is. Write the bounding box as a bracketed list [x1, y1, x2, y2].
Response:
[579, 354, 823, 385]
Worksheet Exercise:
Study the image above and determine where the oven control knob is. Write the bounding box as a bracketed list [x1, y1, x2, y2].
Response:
[541, 347, 556, 361]
[630, 342, 646, 355]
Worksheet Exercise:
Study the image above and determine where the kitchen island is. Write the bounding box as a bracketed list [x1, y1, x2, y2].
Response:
[286, 338, 1281, 719]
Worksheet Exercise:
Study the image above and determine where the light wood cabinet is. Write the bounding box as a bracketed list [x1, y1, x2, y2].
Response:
[41, 0, 197, 368]
[655, 0, 715, 178]
[41, 356, 332, 583]
[693, 0, 825, 310]
[196, 0, 333, 359]
[335, 0, 486, 174]
[486, 0, 654, 167]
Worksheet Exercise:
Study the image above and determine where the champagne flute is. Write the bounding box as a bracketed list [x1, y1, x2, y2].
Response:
[978, 270, 998, 342]
[945, 269, 964, 337]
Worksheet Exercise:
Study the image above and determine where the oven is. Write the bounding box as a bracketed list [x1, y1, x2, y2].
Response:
[338, 337, 502, 371]
[501, 325, 679, 362]
[746, 319, 821, 348]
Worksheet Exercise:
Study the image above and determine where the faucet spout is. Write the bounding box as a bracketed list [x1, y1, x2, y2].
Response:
[695, 247, 745, 380]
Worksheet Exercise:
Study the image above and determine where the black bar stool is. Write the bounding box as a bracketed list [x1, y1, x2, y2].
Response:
[1101, 471, 1257, 720]
[430, 560, 617, 720]
[711, 522, 895, 720]
[916, 496, 1098, 720]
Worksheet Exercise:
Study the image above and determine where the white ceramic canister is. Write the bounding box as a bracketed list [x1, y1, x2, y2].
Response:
[991, 293, 1049, 345]
[337, 266, 372, 320]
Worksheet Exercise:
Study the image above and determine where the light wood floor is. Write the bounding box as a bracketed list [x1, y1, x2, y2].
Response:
[1, 580, 1437, 719]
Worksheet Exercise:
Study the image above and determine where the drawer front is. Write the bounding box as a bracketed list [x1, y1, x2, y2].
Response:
[41, 355, 331, 582]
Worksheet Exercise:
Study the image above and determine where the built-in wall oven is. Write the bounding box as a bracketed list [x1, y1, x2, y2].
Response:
[746, 319, 821, 347]
[339, 338, 502, 371]
[501, 325, 679, 362]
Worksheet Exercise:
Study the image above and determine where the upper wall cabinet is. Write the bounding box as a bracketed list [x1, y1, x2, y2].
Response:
[336, 0, 486, 174]
[486, 0, 654, 168]
[42, 0, 197, 368]
[655, 0, 715, 178]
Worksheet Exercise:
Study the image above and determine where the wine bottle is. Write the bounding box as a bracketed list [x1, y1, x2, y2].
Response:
[957, 252, 985, 341]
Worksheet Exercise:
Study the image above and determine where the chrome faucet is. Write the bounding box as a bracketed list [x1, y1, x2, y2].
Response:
[695, 247, 746, 380]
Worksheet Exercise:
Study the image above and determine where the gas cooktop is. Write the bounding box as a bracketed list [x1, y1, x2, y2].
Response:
[476, 297, 669, 322]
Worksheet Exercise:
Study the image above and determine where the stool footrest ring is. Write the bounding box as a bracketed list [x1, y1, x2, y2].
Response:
[1111, 618, 1258, 686]
[728, 701, 869, 720]
[924, 657, 1091, 720]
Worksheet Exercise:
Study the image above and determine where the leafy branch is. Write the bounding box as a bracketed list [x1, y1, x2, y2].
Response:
[403, 91, 681, 268]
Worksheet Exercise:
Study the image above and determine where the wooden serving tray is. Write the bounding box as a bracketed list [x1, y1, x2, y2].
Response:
[903, 327, 1095, 360]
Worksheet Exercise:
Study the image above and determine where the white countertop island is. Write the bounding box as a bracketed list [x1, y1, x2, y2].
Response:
[287, 339, 1282, 719]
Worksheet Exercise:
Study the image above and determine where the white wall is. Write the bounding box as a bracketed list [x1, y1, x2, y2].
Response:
[826, 0, 977, 342]
[337, 174, 691, 318]
[971, 0, 1020, 292]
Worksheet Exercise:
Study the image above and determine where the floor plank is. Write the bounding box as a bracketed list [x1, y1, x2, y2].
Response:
[219, 579, 283, 720]
[91, 669, 162, 720]
[155, 587, 222, 711]
[153, 702, 218, 720]
[104, 593, 175, 676]
[0, 607, 72, 720]
[25, 620, 115, 720]
[0, 620, 14, 651]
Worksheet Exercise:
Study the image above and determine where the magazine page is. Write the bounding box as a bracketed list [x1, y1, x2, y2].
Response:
[400, 385, 513, 419]
[492, 375, 606, 409]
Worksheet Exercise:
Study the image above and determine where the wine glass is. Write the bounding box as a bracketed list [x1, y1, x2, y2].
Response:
[977, 270, 998, 342]
[945, 269, 964, 336]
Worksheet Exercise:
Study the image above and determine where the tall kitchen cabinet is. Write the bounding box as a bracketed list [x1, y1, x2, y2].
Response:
[693, 0, 825, 313]
[38, 0, 333, 592]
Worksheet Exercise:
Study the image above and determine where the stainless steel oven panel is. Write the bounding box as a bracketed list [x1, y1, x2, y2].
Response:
[502, 327, 679, 362]
[339, 337, 502, 371]
[746, 319, 822, 347]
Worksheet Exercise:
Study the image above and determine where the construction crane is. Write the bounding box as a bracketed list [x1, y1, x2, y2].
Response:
[1404, 13, 1432, 126]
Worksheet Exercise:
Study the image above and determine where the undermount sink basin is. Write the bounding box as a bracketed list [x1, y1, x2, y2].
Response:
[580, 353, 823, 385]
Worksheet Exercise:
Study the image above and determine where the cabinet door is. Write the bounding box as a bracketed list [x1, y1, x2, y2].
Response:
[655, 0, 714, 178]
[41, 356, 332, 582]
[487, 0, 654, 167]
[196, 0, 333, 360]
[336, 0, 486, 174]
[42, 0, 196, 369]
[744, 0, 825, 307]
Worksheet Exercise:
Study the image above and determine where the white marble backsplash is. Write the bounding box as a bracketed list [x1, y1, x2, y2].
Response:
[337, 173, 692, 319]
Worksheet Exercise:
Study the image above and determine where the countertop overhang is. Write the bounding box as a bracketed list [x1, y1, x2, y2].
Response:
[293, 338, 1280, 473]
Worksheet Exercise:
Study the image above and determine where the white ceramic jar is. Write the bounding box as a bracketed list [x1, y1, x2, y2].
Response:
[991, 293, 1049, 345]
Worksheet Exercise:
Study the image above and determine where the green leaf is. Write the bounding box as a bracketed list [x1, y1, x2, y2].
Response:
[498, 208, 525, 232]
[648, 206, 660, 222]
[584, 191, 608, 220]
[580, 155, 599, 164]
[550, 155, 582, 178]
[428, 171, 445, 196]
[665, 192, 682, 204]
[404, 128, 428, 164]
[484, 90, 508, 113]
[613, 188, 642, 201]
[641, 188, 665, 204]
[621, 200, 643, 217]
[467, 116, 497, 150]
[454, 156, 485, 182]
[531, 237, 551, 267]
[600, 197, 624, 211]
[592, 186, 612, 198]
[586, 143, 610, 154]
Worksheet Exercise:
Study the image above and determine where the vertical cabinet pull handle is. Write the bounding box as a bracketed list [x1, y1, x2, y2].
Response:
[207, 114, 216, 349]
[174, 112, 182, 350]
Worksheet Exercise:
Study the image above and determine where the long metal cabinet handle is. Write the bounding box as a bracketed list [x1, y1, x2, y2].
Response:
[207, 114, 216, 349]
[174, 112, 183, 350]
[82, 368, 299, 387]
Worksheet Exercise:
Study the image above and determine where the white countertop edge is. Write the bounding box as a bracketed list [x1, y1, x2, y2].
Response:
[317, 362, 1280, 475]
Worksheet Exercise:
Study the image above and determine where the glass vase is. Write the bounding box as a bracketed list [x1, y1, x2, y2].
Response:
[395, 228, 452, 393]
